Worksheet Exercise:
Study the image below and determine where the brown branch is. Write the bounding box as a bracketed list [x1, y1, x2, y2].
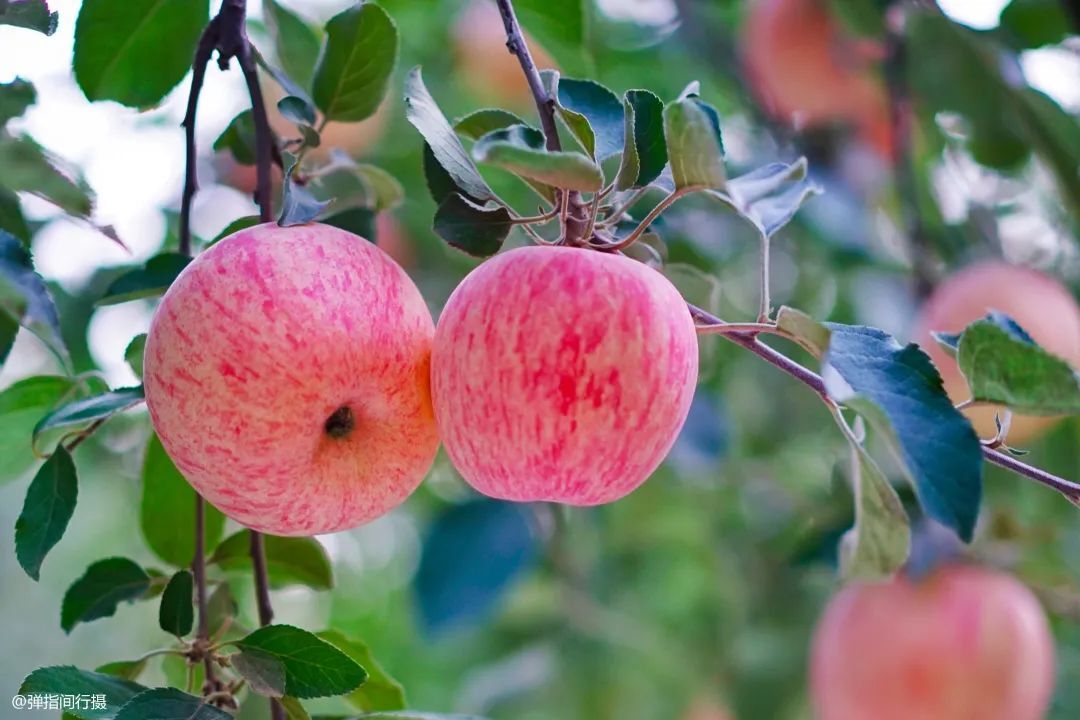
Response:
[249, 530, 275, 626]
[179, 24, 219, 256]
[192, 496, 218, 690]
[688, 304, 1080, 504]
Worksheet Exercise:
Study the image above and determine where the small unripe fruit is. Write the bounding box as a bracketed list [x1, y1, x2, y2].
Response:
[811, 565, 1055, 720]
[431, 246, 699, 505]
[913, 261, 1080, 444]
[144, 223, 439, 535]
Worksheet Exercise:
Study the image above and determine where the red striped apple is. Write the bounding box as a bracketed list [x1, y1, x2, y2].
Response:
[431, 246, 699, 505]
[143, 222, 439, 535]
[811, 565, 1055, 720]
[913, 261, 1080, 444]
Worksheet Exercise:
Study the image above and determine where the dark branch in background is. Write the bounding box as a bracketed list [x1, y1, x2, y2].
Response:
[688, 304, 1080, 504]
[177, 1, 281, 717]
[493, 0, 589, 244]
[884, 3, 937, 299]
[1061, 0, 1080, 33]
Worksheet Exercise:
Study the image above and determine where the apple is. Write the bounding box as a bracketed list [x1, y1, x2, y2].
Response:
[143, 222, 439, 535]
[431, 246, 699, 505]
[742, 0, 892, 157]
[452, 0, 557, 110]
[913, 260, 1080, 444]
[810, 564, 1055, 720]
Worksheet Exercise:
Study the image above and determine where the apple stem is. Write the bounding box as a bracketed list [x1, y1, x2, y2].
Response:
[687, 302, 1080, 505]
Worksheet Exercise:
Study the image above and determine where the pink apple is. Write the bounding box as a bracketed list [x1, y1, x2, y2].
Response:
[431, 246, 699, 505]
[143, 222, 439, 535]
[810, 565, 1055, 720]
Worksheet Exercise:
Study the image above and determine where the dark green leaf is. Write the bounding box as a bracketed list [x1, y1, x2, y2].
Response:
[556, 77, 624, 159]
[214, 110, 263, 166]
[98, 253, 191, 305]
[841, 435, 911, 581]
[124, 334, 146, 380]
[234, 624, 368, 699]
[662, 97, 725, 190]
[232, 649, 287, 697]
[73, 0, 209, 108]
[0, 0, 58, 35]
[20, 666, 145, 719]
[322, 206, 375, 240]
[210, 530, 333, 590]
[264, 0, 321, 88]
[0, 311, 15, 366]
[823, 324, 983, 541]
[617, 89, 666, 189]
[473, 124, 603, 191]
[15, 446, 76, 580]
[95, 659, 147, 682]
[205, 580, 237, 638]
[417, 499, 539, 634]
[61, 557, 151, 633]
[209, 215, 261, 246]
[312, 2, 398, 122]
[321, 157, 403, 212]
[32, 386, 144, 449]
[433, 193, 513, 258]
[319, 630, 406, 712]
[0, 186, 30, 242]
[999, 0, 1069, 48]
[453, 109, 529, 141]
[113, 688, 232, 720]
[422, 143, 459, 204]
[0, 135, 93, 218]
[0, 375, 76, 483]
[405, 68, 495, 202]
[158, 569, 194, 637]
[0, 229, 68, 363]
[0, 77, 36, 126]
[956, 314, 1080, 414]
[141, 432, 226, 567]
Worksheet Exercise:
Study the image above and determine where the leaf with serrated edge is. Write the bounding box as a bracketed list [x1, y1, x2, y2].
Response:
[312, 3, 397, 122]
[840, 441, 911, 581]
[234, 624, 367, 699]
[433, 193, 513, 258]
[319, 630, 406, 712]
[112, 687, 232, 720]
[21, 666, 145, 720]
[61, 557, 150, 633]
[232, 649, 287, 698]
[15, 446, 77, 580]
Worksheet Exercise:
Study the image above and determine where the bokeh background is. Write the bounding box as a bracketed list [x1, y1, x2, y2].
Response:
[1, 1, 1078, 718]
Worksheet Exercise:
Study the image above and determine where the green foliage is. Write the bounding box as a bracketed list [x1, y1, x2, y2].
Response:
[32, 386, 144, 451]
[97, 253, 191, 305]
[617, 89, 666, 190]
[0, 0, 58, 35]
[279, 153, 332, 226]
[453, 109, 529, 141]
[214, 110, 263, 166]
[232, 648, 287, 697]
[555, 77, 625, 159]
[141, 433, 226, 567]
[264, 0, 321, 88]
[473, 125, 603, 191]
[313, 2, 398, 122]
[157, 570, 194, 637]
[0, 376, 78, 483]
[999, 0, 1070, 48]
[0, 137, 94, 221]
[112, 688, 231, 720]
[15, 446, 77, 580]
[663, 96, 726, 190]
[0, 230, 68, 367]
[73, 0, 209, 108]
[432, 193, 513, 257]
[20, 666, 145, 719]
[0, 186, 31, 242]
[515, 0, 587, 73]
[124, 334, 146, 380]
[210, 531, 333, 590]
[0, 77, 36, 126]
[61, 557, 151, 633]
[716, 159, 821, 238]
[234, 625, 368, 699]
[318, 630, 407, 712]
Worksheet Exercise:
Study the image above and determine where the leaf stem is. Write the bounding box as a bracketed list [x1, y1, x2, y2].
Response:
[599, 188, 693, 251]
[192, 495, 217, 688]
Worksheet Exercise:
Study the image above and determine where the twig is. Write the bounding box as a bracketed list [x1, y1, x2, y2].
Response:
[249, 530, 275, 626]
[687, 303, 1080, 503]
[238, 42, 273, 222]
[179, 25, 219, 255]
[192, 496, 218, 689]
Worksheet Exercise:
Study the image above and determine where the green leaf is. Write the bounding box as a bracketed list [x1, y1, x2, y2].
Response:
[281, 697, 311, 720]
[141, 432, 226, 567]
[97, 253, 190, 305]
[827, 0, 884, 37]
[616, 89, 666, 190]
[454, 109, 529, 141]
[234, 624, 368, 699]
[322, 206, 375, 240]
[0, 186, 31, 243]
[556, 78, 624, 159]
[719, 158, 821, 237]
[15, 446, 77, 580]
[210, 530, 333, 590]
[840, 440, 911, 581]
[209, 215, 261, 246]
[113, 688, 232, 720]
[278, 95, 317, 128]
[0, 230, 68, 364]
[999, 0, 1069, 48]
[405, 68, 495, 202]
[205, 580, 237, 638]
[0, 0, 58, 35]
[0, 77, 36, 126]
[124, 334, 146, 380]
[312, 2, 398, 122]
[433, 193, 513, 258]
[32, 386, 144, 450]
[158, 569, 194, 637]
[473, 125, 603, 191]
[214, 110, 262, 166]
[232, 649, 287, 697]
[955, 313, 1080, 414]
[73, 0, 209, 108]
[61, 557, 151, 633]
[0, 135, 93, 218]
[515, 0, 587, 73]
[318, 630, 406, 712]
[264, 0, 321, 88]
[775, 306, 831, 358]
[95, 659, 147, 682]
[320, 155, 404, 212]
[20, 666, 146, 719]
[0, 375, 76, 483]
[823, 324, 983, 542]
[280, 153, 332, 227]
[662, 97, 726, 190]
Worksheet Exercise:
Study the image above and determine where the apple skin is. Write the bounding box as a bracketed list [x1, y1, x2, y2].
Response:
[143, 222, 439, 535]
[742, 0, 892, 157]
[431, 246, 699, 505]
[810, 565, 1055, 720]
[913, 261, 1080, 444]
